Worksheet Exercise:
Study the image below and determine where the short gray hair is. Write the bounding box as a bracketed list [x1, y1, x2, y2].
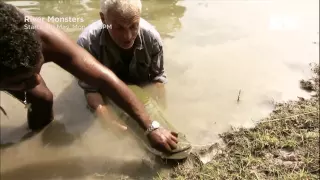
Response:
[100, 0, 142, 17]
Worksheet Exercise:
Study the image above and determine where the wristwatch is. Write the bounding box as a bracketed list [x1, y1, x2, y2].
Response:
[144, 120, 160, 135]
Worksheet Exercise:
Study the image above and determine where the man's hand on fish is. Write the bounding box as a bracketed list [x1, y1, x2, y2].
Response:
[148, 128, 178, 153]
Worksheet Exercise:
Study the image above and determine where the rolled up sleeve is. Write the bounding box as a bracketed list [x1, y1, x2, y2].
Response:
[150, 42, 168, 84]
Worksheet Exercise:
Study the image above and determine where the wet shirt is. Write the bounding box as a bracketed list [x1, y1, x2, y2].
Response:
[76, 18, 167, 92]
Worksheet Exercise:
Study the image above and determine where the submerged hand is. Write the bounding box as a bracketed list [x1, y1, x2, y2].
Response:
[107, 118, 128, 131]
[147, 128, 179, 153]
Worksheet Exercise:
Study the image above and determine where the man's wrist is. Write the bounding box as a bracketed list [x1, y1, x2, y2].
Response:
[141, 117, 153, 131]
[144, 120, 160, 135]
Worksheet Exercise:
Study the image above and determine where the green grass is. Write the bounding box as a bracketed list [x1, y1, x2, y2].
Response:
[156, 64, 319, 180]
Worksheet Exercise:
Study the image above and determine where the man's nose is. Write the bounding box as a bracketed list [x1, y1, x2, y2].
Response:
[123, 30, 132, 41]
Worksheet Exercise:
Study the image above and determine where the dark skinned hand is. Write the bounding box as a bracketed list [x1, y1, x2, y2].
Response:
[147, 127, 179, 154]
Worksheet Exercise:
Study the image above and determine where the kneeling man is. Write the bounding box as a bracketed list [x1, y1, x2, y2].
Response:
[77, 0, 168, 132]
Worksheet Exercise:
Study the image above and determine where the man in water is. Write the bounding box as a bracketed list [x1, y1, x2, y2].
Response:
[0, 2, 178, 153]
[77, 0, 167, 125]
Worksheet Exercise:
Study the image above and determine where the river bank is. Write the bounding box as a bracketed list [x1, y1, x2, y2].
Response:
[157, 63, 319, 180]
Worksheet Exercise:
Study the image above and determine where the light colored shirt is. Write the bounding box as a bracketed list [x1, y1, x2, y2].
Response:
[77, 18, 167, 92]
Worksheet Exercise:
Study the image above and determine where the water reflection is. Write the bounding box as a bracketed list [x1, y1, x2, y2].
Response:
[5, 0, 97, 16]
[141, 0, 186, 38]
[4, 1, 40, 14]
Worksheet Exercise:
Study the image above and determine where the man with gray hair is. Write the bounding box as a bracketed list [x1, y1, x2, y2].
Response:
[77, 0, 177, 153]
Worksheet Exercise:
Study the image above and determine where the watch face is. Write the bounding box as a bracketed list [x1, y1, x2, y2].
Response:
[152, 121, 160, 128]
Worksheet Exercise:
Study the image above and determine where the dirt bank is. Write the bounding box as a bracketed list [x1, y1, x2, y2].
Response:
[156, 63, 319, 180]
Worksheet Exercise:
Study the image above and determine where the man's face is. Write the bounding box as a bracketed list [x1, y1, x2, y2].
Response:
[0, 54, 44, 91]
[100, 8, 140, 49]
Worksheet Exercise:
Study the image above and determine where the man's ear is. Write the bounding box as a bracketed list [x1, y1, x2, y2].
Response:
[99, 12, 106, 24]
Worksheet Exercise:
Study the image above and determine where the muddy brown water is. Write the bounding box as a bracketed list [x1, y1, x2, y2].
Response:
[1, 0, 319, 179]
